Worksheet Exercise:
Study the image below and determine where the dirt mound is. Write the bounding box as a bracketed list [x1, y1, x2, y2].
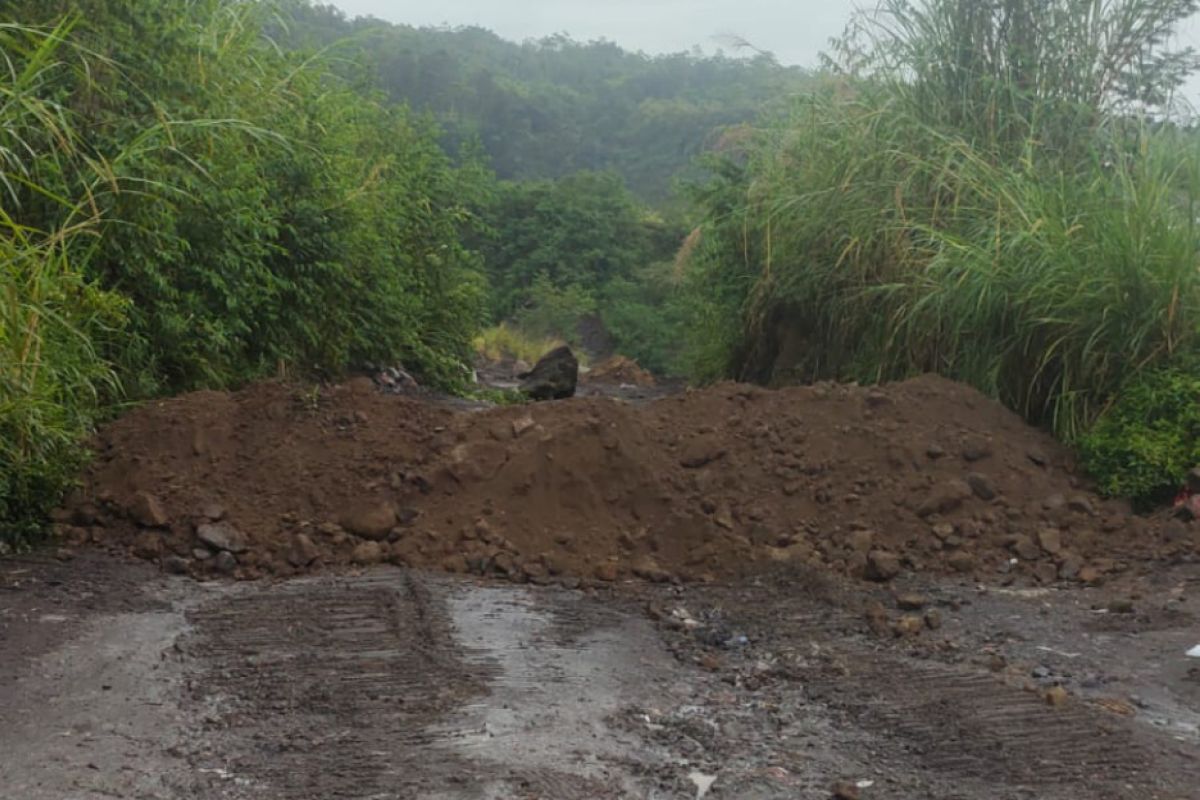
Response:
[60, 375, 1192, 585]
[582, 356, 656, 387]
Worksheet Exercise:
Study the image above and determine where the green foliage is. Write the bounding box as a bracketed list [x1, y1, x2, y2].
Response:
[687, 0, 1200, 453]
[0, 19, 127, 544]
[512, 275, 597, 346]
[600, 261, 688, 375]
[1079, 367, 1200, 505]
[278, 8, 812, 203]
[0, 1, 492, 542]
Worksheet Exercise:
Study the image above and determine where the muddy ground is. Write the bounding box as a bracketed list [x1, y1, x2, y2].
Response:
[2, 550, 1197, 799]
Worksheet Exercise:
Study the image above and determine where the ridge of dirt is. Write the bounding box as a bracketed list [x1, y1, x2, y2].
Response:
[60, 375, 1196, 585]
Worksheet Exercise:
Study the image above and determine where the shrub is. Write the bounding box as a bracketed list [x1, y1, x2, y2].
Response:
[1079, 367, 1200, 506]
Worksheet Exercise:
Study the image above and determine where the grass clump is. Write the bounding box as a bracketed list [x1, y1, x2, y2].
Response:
[684, 0, 1200, 499]
[473, 323, 566, 366]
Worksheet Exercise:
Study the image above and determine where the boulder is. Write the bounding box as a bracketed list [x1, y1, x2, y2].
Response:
[519, 345, 579, 401]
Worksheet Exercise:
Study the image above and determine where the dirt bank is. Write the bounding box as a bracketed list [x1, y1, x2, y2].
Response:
[60, 375, 1195, 585]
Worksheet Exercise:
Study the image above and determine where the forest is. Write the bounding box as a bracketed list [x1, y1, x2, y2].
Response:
[2, 0, 1200, 544]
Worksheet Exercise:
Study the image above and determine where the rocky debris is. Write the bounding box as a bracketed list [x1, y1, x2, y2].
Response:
[894, 615, 924, 636]
[69, 373, 1162, 586]
[213, 551, 238, 575]
[865, 550, 902, 582]
[966, 472, 998, 501]
[923, 609, 943, 630]
[288, 534, 321, 568]
[127, 492, 169, 528]
[196, 521, 249, 554]
[896, 593, 928, 611]
[373, 365, 418, 394]
[917, 479, 973, 517]
[831, 782, 861, 800]
[162, 555, 190, 575]
[1044, 686, 1069, 707]
[1036, 528, 1063, 556]
[340, 503, 396, 541]
[351, 541, 384, 566]
[131, 531, 163, 560]
[519, 345, 579, 401]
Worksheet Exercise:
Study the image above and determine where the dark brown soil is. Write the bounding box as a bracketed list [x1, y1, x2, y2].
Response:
[61, 375, 1196, 585]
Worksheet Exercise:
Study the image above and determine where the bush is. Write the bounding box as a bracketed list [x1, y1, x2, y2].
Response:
[1079, 367, 1200, 506]
[685, 0, 1200, 445]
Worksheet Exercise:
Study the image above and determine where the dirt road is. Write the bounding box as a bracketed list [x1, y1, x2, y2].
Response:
[2, 551, 1197, 799]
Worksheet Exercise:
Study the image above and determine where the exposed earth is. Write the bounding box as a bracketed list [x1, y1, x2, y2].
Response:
[2, 370, 1199, 798]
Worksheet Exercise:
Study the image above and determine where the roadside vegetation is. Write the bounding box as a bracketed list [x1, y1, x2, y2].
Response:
[4, 0, 1199, 545]
[683, 0, 1200, 505]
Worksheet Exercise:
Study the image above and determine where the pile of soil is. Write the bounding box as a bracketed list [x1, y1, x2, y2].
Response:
[582, 356, 656, 387]
[59, 375, 1194, 585]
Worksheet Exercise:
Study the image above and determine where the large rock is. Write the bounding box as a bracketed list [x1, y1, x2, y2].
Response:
[519, 345, 579, 401]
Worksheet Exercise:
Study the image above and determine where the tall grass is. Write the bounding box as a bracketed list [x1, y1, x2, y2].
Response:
[688, 0, 1200, 443]
[1, 19, 126, 544]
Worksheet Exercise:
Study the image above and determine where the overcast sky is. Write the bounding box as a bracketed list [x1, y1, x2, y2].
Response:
[328, 0, 1200, 102]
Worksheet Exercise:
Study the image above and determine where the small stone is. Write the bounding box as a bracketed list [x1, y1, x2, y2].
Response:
[128, 492, 169, 528]
[1107, 598, 1135, 614]
[351, 541, 384, 566]
[917, 479, 973, 517]
[923, 609, 943, 630]
[632, 556, 671, 583]
[894, 615, 924, 636]
[1045, 686, 1069, 707]
[1058, 555, 1083, 580]
[865, 550, 902, 582]
[1078, 566, 1103, 584]
[1036, 527, 1063, 555]
[831, 782, 861, 800]
[192, 548, 212, 561]
[594, 562, 619, 582]
[931, 522, 955, 541]
[961, 441, 992, 462]
[926, 443, 947, 460]
[864, 601, 890, 636]
[213, 551, 238, 575]
[1010, 535, 1041, 561]
[947, 551, 976, 573]
[340, 503, 397, 541]
[197, 521, 249, 554]
[848, 529, 875, 553]
[288, 533, 321, 568]
[200, 502, 226, 521]
[511, 414, 536, 437]
[1042, 493, 1067, 511]
[131, 531, 162, 560]
[163, 556, 190, 575]
[1067, 495, 1096, 515]
[714, 507, 735, 531]
[896, 593, 928, 611]
[966, 473, 998, 501]
[1028, 449, 1048, 467]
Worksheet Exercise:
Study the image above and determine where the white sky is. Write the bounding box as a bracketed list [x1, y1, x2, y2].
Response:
[327, 0, 1200, 104]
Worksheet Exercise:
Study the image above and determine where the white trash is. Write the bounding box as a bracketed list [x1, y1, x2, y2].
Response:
[1187, 644, 1200, 658]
